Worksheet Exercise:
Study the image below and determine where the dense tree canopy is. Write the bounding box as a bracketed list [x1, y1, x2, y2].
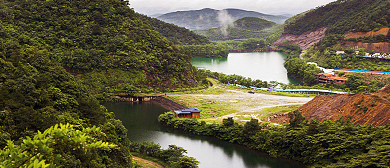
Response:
[139, 15, 229, 58]
[0, 0, 205, 167]
[139, 15, 210, 45]
[234, 17, 277, 31]
[194, 25, 281, 41]
[0, 0, 203, 95]
[284, 0, 390, 35]
[0, 41, 132, 167]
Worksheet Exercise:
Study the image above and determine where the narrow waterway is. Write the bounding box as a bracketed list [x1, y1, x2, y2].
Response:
[192, 52, 302, 84]
[102, 102, 305, 168]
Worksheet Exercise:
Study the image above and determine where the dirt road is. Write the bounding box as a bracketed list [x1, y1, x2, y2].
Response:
[132, 156, 165, 168]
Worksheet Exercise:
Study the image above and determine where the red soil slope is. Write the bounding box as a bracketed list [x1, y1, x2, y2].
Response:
[273, 27, 390, 52]
[341, 27, 390, 53]
[273, 27, 327, 49]
[340, 41, 390, 53]
[344, 27, 390, 39]
[271, 84, 390, 127]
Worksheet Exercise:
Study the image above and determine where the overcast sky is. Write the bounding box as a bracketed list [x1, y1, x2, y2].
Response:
[129, 0, 336, 16]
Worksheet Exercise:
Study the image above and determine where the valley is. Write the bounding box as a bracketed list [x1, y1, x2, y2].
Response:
[2, 0, 390, 167]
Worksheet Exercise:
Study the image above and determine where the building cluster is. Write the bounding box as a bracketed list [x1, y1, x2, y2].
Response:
[316, 73, 347, 85]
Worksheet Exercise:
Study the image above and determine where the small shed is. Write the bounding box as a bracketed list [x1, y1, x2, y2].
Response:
[174, 108, 201, 118]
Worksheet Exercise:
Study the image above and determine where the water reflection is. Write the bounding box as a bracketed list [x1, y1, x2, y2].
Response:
[192, 52, 302, 84]
[102, 102, 305, 168]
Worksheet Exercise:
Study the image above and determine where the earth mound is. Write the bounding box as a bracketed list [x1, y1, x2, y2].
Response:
[271, 84, 390, 127]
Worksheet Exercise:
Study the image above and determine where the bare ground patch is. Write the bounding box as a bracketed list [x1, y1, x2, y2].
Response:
[169, 88, 313, 123]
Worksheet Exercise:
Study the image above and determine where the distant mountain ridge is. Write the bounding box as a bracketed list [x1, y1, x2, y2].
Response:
[193, 17, 281, 41]
[157, 8, 289, 30]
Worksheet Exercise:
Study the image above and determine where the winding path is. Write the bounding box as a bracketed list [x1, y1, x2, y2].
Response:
[132, 156, 165, 168]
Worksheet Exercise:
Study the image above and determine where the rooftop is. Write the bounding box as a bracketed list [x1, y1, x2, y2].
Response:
[175, 107, 201, 114]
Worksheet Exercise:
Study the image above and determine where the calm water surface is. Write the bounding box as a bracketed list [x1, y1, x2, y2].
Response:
[102, 102, 305, 168]
[192, 52, 302, 84]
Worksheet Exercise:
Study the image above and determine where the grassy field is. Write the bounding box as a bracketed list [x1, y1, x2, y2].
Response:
[166, 80, 313, 124]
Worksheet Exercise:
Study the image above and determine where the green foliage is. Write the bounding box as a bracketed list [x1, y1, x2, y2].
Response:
[345, 75, 365, 91]
[243, 119, 261, 137]
[159, 111, 390, 167]
[0, 21, 133, 168]
[288, 110, 307, 128]
[129, 141, 199, 168]
[284, 0, 390, 35]
[180, 42, 229, 58]
[194, 24, 281, 41]
[284, 58, 323, 85]
[0, 0, 201, 93]
[345, 30, 390, 43]
[238, 38, 266, 50]
[197, 69, 270, 88]
[275, 44, 302, 58]
[139, 15, 210, 45]
[223, 117, 235, 127]
[138, 14, 230, 58]
[234, 17, 277, 31]
[0, 123, 116, 168]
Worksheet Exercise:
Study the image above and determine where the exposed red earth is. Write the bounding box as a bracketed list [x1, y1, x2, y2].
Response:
[271, 84, 390, 127]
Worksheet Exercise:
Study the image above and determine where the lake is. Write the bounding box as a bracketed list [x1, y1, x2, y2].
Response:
[192, 52, 302, 84]
[102, 102, 305, 168]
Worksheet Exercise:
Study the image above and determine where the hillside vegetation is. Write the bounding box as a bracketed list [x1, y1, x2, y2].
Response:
[0, 0, 203, 166]
[159, 110, 390, 167]
[234, 17, 277, 31]
[140, 15, 229, 58]
[284, 0, 390, 35]
[0, 0, 207, 98]
[0, 36, 133, 167]
[277, 0, 390, 88]
[139, 15, 210, 45]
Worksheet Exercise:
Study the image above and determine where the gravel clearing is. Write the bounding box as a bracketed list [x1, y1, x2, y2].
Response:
[188, 89, 313, 121]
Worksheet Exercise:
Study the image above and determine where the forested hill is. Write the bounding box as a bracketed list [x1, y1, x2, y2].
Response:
[234, 17, 277, 31]
[284, 0, 390, 35]
[157, 8, 288, 30]
[0, 0, 205, 95]
[0, 0, 202, 166]
[139, 15, 210, 45]
[140, 15, 229, 58]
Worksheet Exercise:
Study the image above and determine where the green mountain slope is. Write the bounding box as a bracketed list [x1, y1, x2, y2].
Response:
[280, 0, 390, 74]
[0, 0, 203, 166]
[140, 15, 229, 58]
[139, 14, 210, 45]
[0, 0, 206, 96]
[157, 8, 288, 30]
[284, 0, 390, 35]
[0, 41, 132, 167]
[234, 17, 277, 31]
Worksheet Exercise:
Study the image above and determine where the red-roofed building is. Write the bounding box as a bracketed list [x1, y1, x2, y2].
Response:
[174, 108, 201, 118]
[316, 73, 347, 85]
